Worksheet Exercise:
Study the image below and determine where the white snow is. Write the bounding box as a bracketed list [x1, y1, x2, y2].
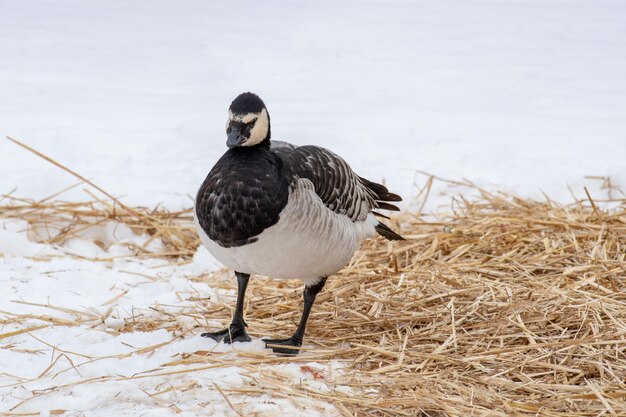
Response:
[1, 0, 625, 415]
[1, 224, 339, 415]
[1, 0, 625, 209]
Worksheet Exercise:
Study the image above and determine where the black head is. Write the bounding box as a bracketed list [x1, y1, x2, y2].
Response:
[226, 92, 271, 148]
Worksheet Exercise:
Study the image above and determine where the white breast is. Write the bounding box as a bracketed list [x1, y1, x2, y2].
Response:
[194, 178, 377, 284]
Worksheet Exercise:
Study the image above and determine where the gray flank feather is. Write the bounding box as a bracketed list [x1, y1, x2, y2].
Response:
[273, 143, 405, 241]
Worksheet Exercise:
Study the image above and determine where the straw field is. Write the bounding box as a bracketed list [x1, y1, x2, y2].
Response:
[2, 141, 626, 416]
[2, 178, 625, 416]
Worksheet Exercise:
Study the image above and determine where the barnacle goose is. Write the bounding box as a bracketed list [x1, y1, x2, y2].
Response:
[195, 92, 404, 355]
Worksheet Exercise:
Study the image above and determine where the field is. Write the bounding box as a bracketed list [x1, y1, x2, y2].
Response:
[2, 1, 626, 415]
[2, 154, 624, 416]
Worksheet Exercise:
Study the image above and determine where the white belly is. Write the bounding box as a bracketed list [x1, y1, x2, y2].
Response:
[194, 179, 377, 284]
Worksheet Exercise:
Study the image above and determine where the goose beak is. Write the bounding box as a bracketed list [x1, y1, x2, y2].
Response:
[227, 129, 245, 148]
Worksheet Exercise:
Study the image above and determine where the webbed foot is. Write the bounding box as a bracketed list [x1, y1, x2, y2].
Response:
[202, 322, 250, 344]
[263, 336, 303, 355]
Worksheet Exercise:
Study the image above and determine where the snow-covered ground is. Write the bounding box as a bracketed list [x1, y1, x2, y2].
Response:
[1, 216, 339, 416]
[2, 0, 625, 208]
[1, 1, 625, 415]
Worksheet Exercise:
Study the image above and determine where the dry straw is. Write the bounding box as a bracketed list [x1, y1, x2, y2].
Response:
[1, 136, 625, 416]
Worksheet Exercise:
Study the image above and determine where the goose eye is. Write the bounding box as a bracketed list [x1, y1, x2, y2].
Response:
[243, 119, 256, 136]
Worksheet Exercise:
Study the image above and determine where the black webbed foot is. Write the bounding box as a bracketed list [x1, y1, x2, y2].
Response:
[263, 336, 303, 355]
[202, 322, 251, 344]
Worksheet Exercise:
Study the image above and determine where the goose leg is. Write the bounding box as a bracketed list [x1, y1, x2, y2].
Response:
[264, 277, 327, 355]
[202, 271, 251, 343]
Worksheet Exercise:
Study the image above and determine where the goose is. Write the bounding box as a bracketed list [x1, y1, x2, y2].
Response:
[194, 92, 404, 355]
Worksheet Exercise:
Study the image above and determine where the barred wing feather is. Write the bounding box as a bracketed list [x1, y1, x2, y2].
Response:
[273, 145, 404, 240]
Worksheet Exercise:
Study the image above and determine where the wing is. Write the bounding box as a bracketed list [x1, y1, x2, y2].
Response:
[274, 145, 402, 223]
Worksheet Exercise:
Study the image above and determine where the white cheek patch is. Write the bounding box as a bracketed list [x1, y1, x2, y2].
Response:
[242, 108, 269, 146]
